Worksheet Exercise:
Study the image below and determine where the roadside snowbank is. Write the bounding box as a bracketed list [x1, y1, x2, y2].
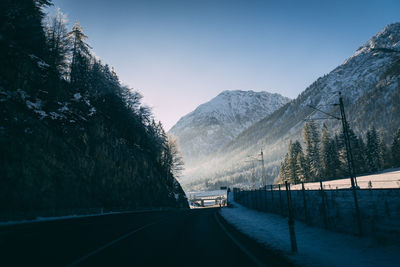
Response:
[221, 194, 399, 266]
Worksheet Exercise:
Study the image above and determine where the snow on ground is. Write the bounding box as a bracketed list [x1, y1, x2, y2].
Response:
[291, 168, 400, 190]
[221, 193, 399, 266]
[73, 93, 82, 100]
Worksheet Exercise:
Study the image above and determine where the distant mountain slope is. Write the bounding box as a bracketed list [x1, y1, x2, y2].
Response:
[185, 23, 400, 190]
[169, 90, 290, 168]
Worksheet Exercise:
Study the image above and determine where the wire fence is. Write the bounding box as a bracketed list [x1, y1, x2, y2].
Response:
[233, 183, 400, 243]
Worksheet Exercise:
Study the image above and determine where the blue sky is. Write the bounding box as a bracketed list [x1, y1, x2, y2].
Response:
[50, 0, 400, 130]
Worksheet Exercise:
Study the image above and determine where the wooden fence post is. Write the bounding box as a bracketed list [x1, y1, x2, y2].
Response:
[285, 181, 298, 253]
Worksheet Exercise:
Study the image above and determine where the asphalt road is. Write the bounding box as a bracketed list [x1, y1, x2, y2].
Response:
[0, 208, 293, 267]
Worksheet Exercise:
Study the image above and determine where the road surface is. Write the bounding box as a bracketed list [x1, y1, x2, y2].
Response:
[0, 208, 292, 266]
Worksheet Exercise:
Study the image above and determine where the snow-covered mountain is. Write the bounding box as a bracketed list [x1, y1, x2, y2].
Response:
[183, 23, 400, 190]
[169, 90, 290, 168]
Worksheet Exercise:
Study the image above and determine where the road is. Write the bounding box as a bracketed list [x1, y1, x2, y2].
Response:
[0, 208, 292, 266]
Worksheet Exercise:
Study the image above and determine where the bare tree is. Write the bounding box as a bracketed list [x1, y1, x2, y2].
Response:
[166, 135, 185, 177]
[44, 9, 71, 77]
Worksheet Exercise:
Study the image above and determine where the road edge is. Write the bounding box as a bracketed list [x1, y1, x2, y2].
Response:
[214, 211, 265, 266]
[215, 209, 295, 267]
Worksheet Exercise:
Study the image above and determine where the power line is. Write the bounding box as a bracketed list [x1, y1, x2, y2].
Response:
[307, 91, 363, 236]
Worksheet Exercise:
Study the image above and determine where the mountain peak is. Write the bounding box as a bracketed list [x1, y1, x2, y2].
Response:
[219, 89, 256, 94]
[218, 89, 280, 97]
[174, 90, 290, 126]
[169, 90, 290, 168]
[351, 22, 400, 59]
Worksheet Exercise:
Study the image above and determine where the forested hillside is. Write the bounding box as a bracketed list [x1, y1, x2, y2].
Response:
[0, 0, 188, 221]
[279, 121, 400, 184]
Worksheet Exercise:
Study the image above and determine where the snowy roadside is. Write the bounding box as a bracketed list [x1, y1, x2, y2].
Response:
[221, 194, 399, 266]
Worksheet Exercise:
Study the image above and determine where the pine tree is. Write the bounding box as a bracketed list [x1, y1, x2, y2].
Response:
[296, 150, 309, 182]
[0, 0, 52, 94]
[366, 127, 383, 172]
[0, 0, 51, 57]
[288, 141, 303, 184]
[366, 130, 374, 172]
[68, 21, 92, 88]
[279, 150, 290, 183]
[329, 138, 341, 178]
[321, 124, 340, 180]
[302, 120, 321, 181]
[279, 140, 304, 184]
[334, 133, 346, 177]
[356, 136, 368, 174]
[321, 123, 330, 179]
[392, 128, 400, 167]
[347, 128, 365, 175]
[378, 135, 387, 169]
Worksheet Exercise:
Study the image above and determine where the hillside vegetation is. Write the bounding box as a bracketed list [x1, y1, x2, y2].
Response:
[0, 0, 188, 220]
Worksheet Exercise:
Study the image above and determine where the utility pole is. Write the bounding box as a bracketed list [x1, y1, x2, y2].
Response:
[246, 149, 265, 188]
[338, 92, 362, 236]
[285, 181, 298, 252]
[307, 91, 362, 236]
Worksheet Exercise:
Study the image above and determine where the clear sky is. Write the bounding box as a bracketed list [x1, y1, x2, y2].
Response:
[49, 0, 400, 130]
